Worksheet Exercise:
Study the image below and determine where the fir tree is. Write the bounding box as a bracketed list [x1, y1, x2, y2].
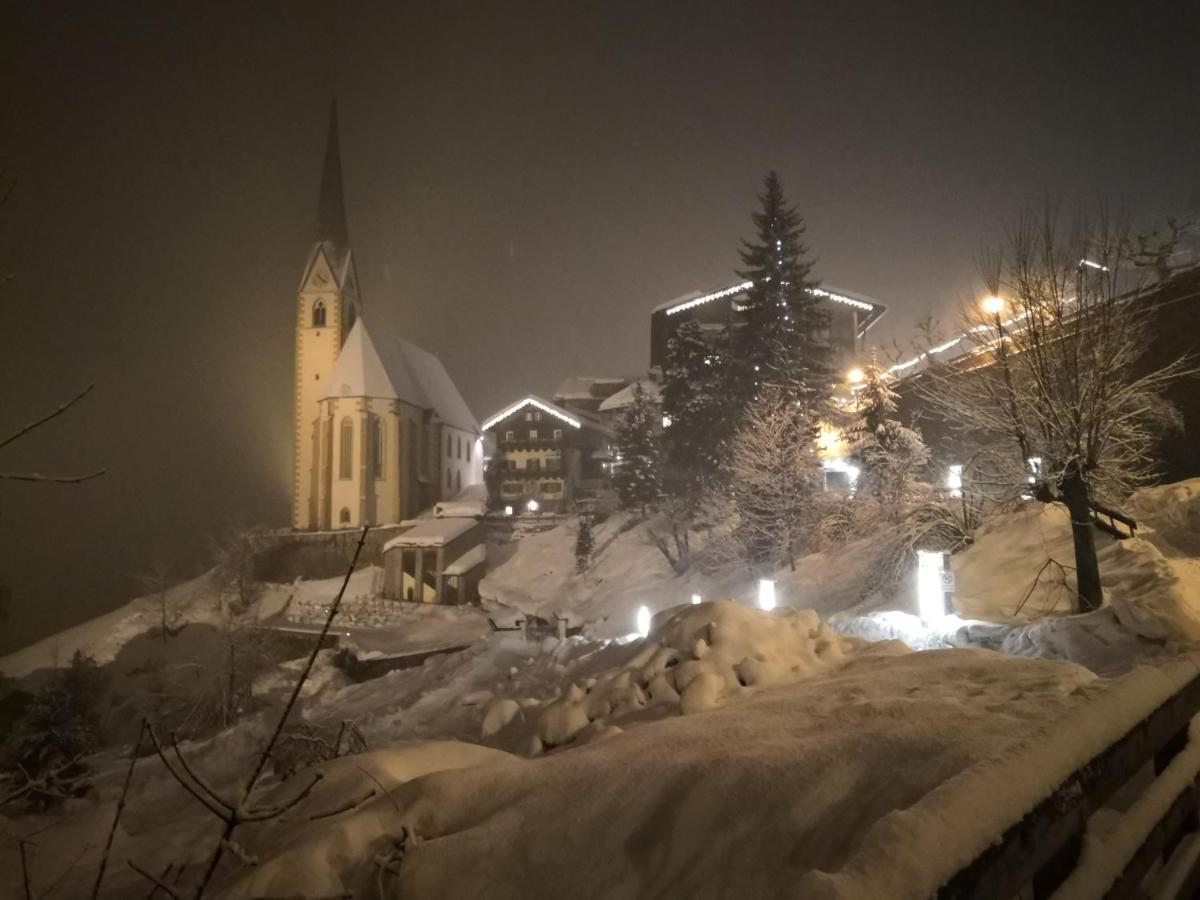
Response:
[734, 171, 830, 408]
[661, 320, 731, 494]
[614, 381, 663, 512]
[848, 362, 930, 516]
[575, 513, 594, 574]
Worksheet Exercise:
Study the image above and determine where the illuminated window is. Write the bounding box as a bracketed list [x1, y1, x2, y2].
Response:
[338, 417, 353, 480]
[505, 430, 515, 441]
[312, 300, 326, 328]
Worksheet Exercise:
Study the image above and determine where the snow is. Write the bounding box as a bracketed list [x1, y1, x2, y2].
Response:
[202, 632, 1197, 899]
[382, 517, 480, 548]
[597, 377, 661, 412]
[552, 375, 628, 401]
[324, 317, 396, 400]
[434, 482, 487, 518]
[442, 543, 487, 575]
[0, 570, 224, 678]
[1053, 714, 1200, 898]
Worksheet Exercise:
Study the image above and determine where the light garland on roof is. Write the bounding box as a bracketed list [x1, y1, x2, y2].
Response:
[662, 281, 877, 316]
[481, 397, 582, 432]
[664, 282, 754, 316]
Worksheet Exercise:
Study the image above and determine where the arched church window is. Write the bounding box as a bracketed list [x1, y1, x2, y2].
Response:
[371, 416, 384, 479]
[312, 300, 326, 328]
[339, 417, 353, 480]
[339, 507, 351, 525]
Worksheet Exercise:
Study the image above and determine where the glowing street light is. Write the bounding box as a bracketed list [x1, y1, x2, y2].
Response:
[980, 295, 1005, 316]
[527, 499, 539, 513]
[691, 593, 702, 605]
[846, 367, 865, 385]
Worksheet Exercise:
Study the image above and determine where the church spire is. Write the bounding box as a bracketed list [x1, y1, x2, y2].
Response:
[315, 99, 349, 247]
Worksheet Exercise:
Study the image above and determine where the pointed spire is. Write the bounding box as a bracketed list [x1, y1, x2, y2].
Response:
[316, 98, 349, 247]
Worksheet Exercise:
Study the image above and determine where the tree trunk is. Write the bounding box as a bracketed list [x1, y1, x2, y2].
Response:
[1060, 467, 1102, 612]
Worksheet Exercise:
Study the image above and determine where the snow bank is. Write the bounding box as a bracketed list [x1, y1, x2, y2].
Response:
[517, 601, 908, 750]
[238, 643, 1127, 899]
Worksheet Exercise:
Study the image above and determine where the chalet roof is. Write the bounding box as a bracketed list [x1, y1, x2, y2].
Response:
[651, 280, 887, 336]
[597, 378, 661, 412]
[325, 319, 479, 432]
[552, 375, 629, 401]
[481, 395, 612, 436]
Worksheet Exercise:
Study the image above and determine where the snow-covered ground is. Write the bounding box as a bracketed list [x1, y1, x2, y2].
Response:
[6, 481, 1200, 897]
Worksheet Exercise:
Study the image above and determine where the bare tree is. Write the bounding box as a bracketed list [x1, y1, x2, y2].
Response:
[725, 387, 824, 573]
[916, 206, 1194, 611]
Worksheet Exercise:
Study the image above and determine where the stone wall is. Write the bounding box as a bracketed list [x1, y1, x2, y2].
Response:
[250, 526, 408, 583]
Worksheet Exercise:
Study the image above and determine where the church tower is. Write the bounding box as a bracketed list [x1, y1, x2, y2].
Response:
[293, 102, 363, 530]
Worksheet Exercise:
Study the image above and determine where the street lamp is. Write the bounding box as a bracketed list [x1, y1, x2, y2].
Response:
[846, 367, 865, 385]
[980, 295, 1005, 316]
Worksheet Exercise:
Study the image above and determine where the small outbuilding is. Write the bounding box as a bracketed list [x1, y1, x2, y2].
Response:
[382, 517, 485, 604]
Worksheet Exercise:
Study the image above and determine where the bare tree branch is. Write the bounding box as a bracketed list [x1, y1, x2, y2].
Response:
[92, 720, 148, 898]
[127, 860, 181, 899]
[0, 384, 96, 453]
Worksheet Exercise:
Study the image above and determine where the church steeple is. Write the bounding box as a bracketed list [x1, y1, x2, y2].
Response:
[316, 99, 349, 247]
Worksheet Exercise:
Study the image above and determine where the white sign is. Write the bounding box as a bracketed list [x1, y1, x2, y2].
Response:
[939, 570, 956, 592]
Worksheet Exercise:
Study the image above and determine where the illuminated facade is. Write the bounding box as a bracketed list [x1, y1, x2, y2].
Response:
[292, 105, 481, 530]
[482, 396, 614, 513]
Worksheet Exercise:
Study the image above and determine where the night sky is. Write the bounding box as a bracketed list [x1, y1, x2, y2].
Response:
[2, 1, 1198, 653]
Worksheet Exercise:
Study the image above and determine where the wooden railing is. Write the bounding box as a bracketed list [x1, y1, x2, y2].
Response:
[939, 674, 1200, 898]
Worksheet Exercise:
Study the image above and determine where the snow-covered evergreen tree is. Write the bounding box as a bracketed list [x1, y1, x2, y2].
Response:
[614, 381, 662, 512]
[734, 172, 830, 408]
[575, 513, 594, 574]
[848, 362, 930, 516]
[661, 319, 731, 494]
[726, 387, 823, 572]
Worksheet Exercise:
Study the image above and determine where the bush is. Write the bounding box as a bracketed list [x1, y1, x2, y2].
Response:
[0, 651, 103, 810]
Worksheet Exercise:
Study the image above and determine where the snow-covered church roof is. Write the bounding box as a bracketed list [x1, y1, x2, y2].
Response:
[326, 319, 479, 432]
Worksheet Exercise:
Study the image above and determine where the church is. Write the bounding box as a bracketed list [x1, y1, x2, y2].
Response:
[291, 106, 482, 531]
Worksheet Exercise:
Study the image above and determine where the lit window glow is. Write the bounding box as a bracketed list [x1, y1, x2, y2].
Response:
[691, 593, 702, 605]
[504, 505, 513, 516]
[527, 499, 539, 513]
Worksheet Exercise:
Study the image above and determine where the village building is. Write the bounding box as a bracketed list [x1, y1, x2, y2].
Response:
[292, 105, 482, 531]
[648, 281, 887, 373]
[482, 396, 615, 514]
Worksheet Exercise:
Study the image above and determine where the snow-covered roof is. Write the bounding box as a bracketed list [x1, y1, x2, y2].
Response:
[442, 543, 488, 576]
[325, 319, 478, 432]
[435, 483, 488, 519]
[597, 378, 661, 412]
[481, 395, 584, 432]
[552, 375, 629, 401]
[651, 280, 887, 334]
[384, 517, 481, 549]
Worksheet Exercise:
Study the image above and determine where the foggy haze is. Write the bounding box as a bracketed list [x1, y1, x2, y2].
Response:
[2, 1, 1198, 653]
